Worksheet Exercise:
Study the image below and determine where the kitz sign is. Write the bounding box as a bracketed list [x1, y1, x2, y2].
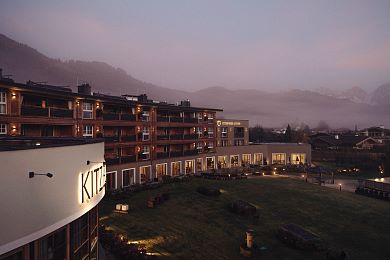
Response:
[80, 165, 106, 204]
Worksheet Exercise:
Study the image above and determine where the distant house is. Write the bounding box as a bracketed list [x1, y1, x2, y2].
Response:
[358, 126, 390, 144]
[310, 134, 378, 150]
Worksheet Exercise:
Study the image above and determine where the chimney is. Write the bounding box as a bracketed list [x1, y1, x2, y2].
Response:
[77, 83, 92, 95]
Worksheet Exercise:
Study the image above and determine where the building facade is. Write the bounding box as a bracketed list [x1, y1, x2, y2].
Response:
[0, 137, 105, 260]
[0, 75, 311, 194]
[215, 119, 249, 147]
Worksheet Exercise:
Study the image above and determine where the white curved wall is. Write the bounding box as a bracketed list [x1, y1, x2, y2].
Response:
[0, 142, 105, 255]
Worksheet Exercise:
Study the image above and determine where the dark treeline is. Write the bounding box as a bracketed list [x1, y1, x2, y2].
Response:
[249, 124, 311, 143]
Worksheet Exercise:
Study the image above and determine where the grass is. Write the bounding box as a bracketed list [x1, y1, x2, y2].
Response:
[99, 177, 390, 259]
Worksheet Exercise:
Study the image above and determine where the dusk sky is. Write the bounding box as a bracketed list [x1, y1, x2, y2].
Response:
[1, 0, 390, 92]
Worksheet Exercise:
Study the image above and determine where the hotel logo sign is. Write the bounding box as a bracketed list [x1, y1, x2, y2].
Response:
[217, 120, 241, 126]
[80, 165, 106, 204]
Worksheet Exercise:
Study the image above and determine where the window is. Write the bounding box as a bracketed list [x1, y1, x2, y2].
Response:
[40, 228, 66, 260]
[83, 125, 93, 137]
[234, 139, 244, 146]
[206, 157, 215, 170]
[140, 166, 151, 182]
[217, 156, 228, 169]
[156, 163, 167, 178]
[207, 113, 214, 119]
[185, 160, 195, 174]
[230, 155, 239, 167]
[122, 168, 135, 187]
[142, 127, 150, 141]
[197, 142, 203, 150]
[208, 127, 214, 138]
[105, 171, 117, 190]
[82, 102, 93, 119]
[208, 141, 214, 149]
[0, 123, 7, 135]
[253, 153, 263, 165]
[171, 161, 182, 176]
[196, 158, 203, 172]
[291, 153, 306, 165]
[272, 153, 286, 165]
[242, 154, 251, 166]
[0, 92, 6, 114]
[221, 127, 228, 138]
[197, 127, 202, 137]
[141, 145, 150, 160]
[141, 111, 150, 122]
[71, 214, 89, 260]
[221, 140, 229, 147]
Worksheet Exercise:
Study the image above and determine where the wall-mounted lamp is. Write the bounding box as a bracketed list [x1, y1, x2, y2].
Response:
[87, 160, 106, 166]
[11, 92, 17, 99]
[29, 171, 53, 178]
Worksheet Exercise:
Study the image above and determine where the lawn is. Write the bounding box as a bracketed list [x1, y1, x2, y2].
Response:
[99, 177, 390, 259]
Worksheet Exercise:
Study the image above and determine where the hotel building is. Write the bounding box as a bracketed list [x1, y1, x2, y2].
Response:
[0, 73, 311, 195]
[0, 137, 105, 260]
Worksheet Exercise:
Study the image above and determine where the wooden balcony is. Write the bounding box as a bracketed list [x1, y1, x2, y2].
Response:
[21, 106, 49, 117]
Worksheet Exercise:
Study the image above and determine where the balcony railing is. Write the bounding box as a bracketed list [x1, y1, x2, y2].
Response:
[157, 152, 169, 159]
[170, 151, 183, 157]
[184, 134, 198, 140]
[121, 135, 136, 142]
[51, 108, 73, 118]
[157, 135, 169, 140]
[104, 136, 120, 142]
[157, 116, 169, 122]
[184, 118, 198, 123]
[139, 153, 150, 160]
[184, 149, 198, 156]
[170, 117, 183, 123]
[21, 106, 49, 117]
[121, 155, 136, 164]
[102, 112, 120, 120]
[169, 134, 183, 140]
[121, 114, 136, 121]
[105, 157, 120, 166]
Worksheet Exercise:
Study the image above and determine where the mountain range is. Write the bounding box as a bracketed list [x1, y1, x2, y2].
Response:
[1, 33, 389, 128]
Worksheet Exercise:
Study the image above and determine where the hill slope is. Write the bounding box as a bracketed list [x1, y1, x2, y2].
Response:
[1, 33, 389, 128]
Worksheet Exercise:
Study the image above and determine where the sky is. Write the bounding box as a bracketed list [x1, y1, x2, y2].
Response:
[1, 0, 390, 92]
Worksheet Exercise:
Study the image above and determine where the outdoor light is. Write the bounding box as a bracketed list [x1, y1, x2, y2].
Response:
[87, 160, 106, 166]
[29, 171, 53, 178]
[339, 183, 342, 191]
[11, 92, 16, 99]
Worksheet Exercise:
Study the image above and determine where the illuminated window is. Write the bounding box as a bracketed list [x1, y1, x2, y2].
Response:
[196, 158, 203, 172]
[291, 153, 306, 165]
[83, 125, 93, 137]
[230, 155, 239, 167]
[0, 92, 6, 114]
[140, 166, 151, 182]
[272, 153, 286, 165]
[122, 168, 135, 187]
[156, 163, 167, 178]
[197, 127, 203, 137]
[185, 160, 195, 174]
[242, 154, 251, 165]
[208, 141, 214, 149]
[221, 127, 228, 138]
[217, 155, 228, 169]
[142, 127, 150, 141]
[206, 157, 215, 170]
[82, 102, 93, 119]
[141, 110, 150, 122]
[0, 123, 7, 135]
[253, 153, 263, 165]
[171, 161, 182, 176]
